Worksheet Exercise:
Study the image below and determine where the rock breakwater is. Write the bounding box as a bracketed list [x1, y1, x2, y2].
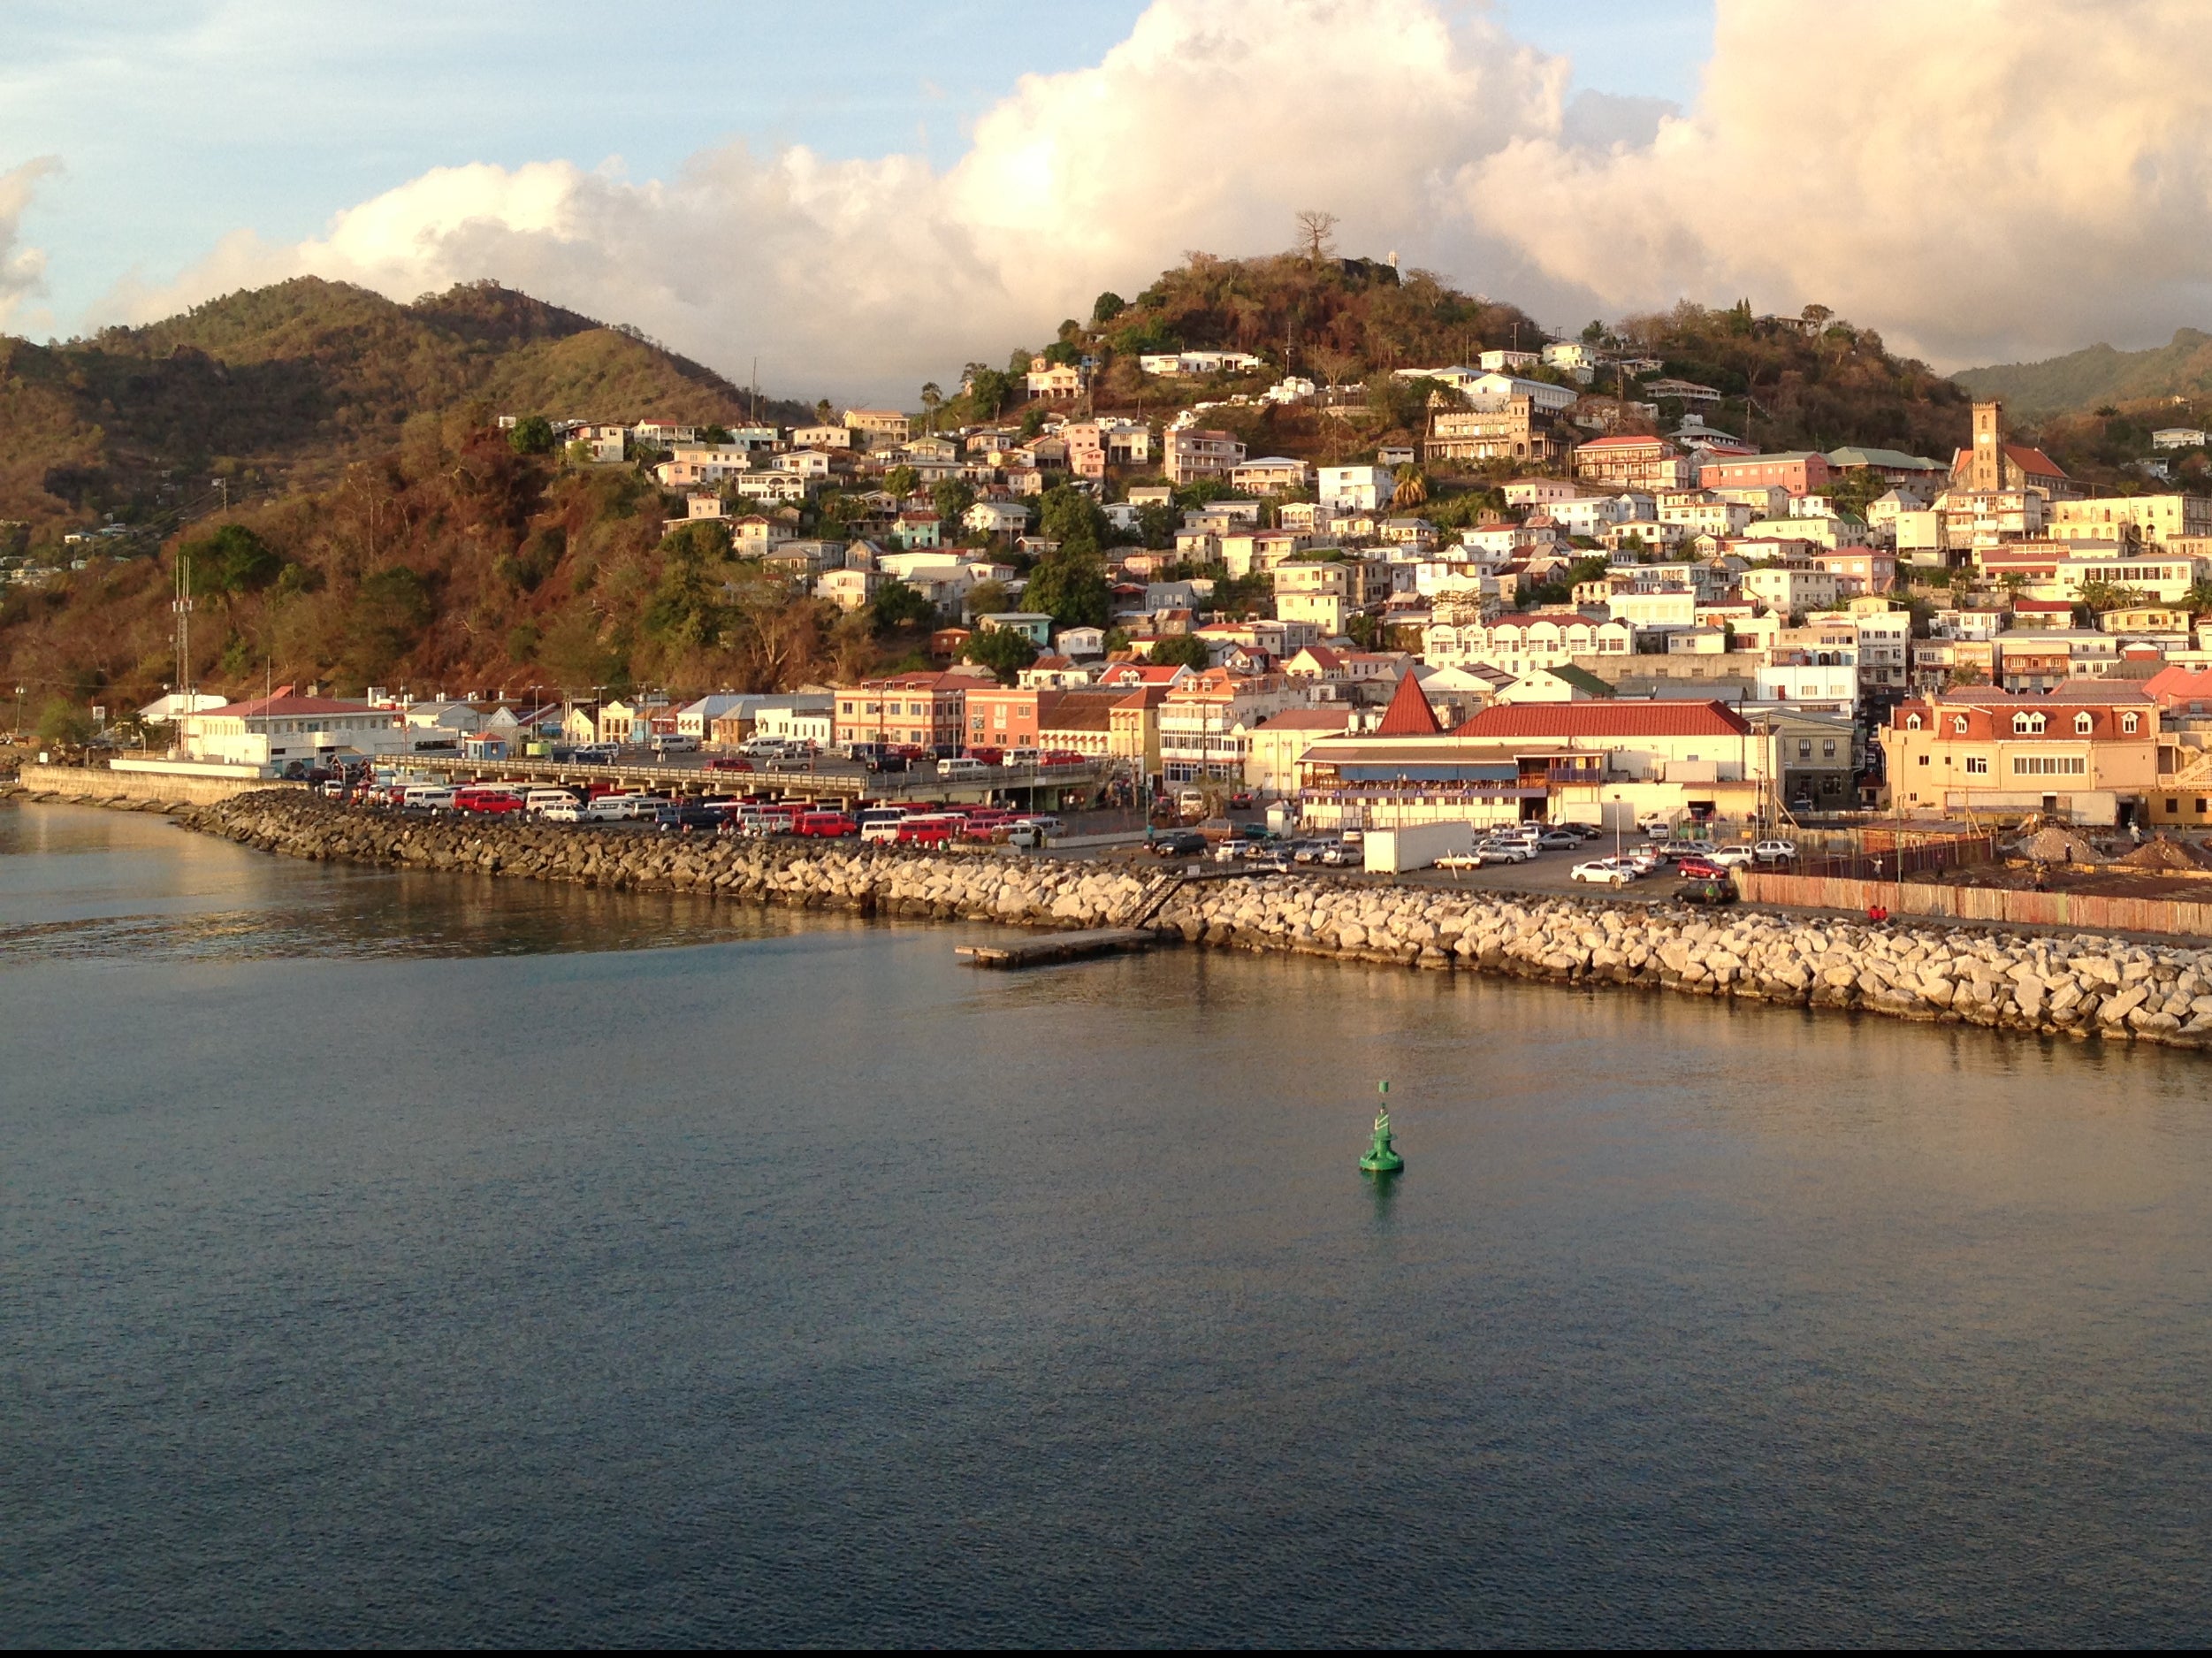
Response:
[183, 791, 2212, 1051]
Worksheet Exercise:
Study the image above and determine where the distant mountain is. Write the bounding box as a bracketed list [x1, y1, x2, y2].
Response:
[1954, 328, 2212, 420]
[0, 278, 811, 532]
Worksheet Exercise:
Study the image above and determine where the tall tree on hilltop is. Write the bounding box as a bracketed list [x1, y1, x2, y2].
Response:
[1295, 210, 1339, 268]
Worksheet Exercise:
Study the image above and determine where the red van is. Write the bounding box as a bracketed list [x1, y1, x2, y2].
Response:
[793, 810, 858, 838]
[896, 813, 963, 845]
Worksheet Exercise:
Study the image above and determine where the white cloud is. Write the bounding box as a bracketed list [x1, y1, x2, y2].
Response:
[1467, 0, 2212, 368]
[0, 157, 60, 329]
[100, 0, 1575, 400]
[94, 0, 2212, 392]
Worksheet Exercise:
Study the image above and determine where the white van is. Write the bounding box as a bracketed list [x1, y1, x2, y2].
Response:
[401, 783, 457, 811]
[525, 788, 579, 816]
[651, 733, 699, 754]
[859, 819, 904, 844]
[937, 756, 988, 779]
[584, 793, 662, 822]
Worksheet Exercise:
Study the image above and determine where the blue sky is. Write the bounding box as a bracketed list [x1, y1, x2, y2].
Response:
[1, 0, 1712, 334]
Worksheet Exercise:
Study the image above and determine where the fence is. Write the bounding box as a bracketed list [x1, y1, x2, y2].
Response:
[1735, 868, 2212, 939]
[1794, 835, 1998, 882]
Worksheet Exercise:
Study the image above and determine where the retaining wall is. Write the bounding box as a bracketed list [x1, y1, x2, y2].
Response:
[12, 762, 307, 807]
[156, 791, 2212, 1054]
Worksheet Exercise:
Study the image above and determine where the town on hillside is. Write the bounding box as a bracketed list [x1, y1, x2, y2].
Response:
[33, 271, 2212, 855]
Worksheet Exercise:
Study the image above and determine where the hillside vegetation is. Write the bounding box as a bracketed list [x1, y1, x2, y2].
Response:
[1955, 329, 2212, 420]
[0, 277, 810, 538]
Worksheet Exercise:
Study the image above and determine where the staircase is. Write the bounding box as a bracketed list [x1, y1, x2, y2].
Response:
[1117, 870, 1187, 928]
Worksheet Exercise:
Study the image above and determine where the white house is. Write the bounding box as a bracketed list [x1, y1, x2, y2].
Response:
[1319, 465, 1397, 512]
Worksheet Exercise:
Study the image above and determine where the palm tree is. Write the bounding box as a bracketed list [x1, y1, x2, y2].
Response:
[919, 382, 942, 433]
[1390, 465, 1429, 510]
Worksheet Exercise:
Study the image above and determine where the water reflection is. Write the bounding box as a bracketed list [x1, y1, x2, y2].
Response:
[0, 801, 819, 961]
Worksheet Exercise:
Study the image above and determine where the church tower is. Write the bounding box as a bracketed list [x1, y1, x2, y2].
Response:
[1968, 400, 2010, 492]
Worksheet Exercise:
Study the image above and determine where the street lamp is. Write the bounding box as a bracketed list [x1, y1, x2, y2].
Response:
[12, 684, 23, 739]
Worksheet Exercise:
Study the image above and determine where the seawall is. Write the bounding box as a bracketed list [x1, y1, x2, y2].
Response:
[10, 762, 308, 808]
[156, 791, 2212, 1054]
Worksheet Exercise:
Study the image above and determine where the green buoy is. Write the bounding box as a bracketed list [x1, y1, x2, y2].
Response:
[1360, 1080, 1404, 1175]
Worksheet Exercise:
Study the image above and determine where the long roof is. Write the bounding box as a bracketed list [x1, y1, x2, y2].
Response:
[1456, 700, 1752, 738]
[207, 693, 379, 718]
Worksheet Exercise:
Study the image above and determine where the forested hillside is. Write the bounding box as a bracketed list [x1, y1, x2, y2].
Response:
[0, 278, 811, 538]
[1955, 328, 2212, 420]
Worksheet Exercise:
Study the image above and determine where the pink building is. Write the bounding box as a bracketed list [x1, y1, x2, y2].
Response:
[1698, 451, 1832, 496]
[1164, 428, 1247, 485]
[1813, 547, 1897, 595]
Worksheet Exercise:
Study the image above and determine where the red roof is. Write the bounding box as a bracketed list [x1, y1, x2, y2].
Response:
[1458, 700, 1751, 738]
[1375, 669, 1443, 736]
[210, 693, 379, 718]
[2143, 666, 2212, 707]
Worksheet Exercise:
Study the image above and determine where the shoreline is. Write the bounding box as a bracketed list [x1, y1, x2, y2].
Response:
[42, 787, 2190, 1055]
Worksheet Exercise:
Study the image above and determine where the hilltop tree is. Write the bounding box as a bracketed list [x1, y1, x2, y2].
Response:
[1294, 209, 1339, 266]
[919, 382, 942, 432]
[1092, 292, 1126, 326]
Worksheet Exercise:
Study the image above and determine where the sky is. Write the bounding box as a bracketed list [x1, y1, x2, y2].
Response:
[4, 0, 2208, 401]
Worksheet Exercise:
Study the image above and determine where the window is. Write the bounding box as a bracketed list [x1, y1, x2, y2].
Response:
[1823, 740, 1837, 758]
[2123, 712, 2141, 733]
[1918, 754, 1930, 766]
[2011, 754, 2086, 776]
[1954, 715, 1970, 733]
[1903, 714, 1921, 731]
[2075, 713, 2094, 735]
[1966, 756, 1989, 775]
[2014, 713, 2047, 734]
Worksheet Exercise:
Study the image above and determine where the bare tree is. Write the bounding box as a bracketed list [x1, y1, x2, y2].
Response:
[1310, 345, 1362, 393]
[1295, 210, 1339, 266]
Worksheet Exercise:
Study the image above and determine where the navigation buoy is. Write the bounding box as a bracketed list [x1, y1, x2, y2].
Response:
[1360, 1080, 1404, 1175]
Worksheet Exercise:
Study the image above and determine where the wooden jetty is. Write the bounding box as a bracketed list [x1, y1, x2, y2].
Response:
[956, 928, 1156, 969]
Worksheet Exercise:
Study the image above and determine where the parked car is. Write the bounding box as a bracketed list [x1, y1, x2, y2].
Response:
[1536, 830, 1583, 850]
[1434, 852, 1484, 871]
[653, 802, 724, 832]
[1753, 839, 1798, 863]
[1675, 877, 1739, 905]
[1153, 830, 1208, 858]
[1226, 791, 1255, 810]
[1674, 856, 1730, 881]
[1571, 858, 1636, 887]
[1708, 846, 1758, 868]
[1476, 840, 1534, 864]
[538, 800, 585, 824]
[792, 811, 858, 838]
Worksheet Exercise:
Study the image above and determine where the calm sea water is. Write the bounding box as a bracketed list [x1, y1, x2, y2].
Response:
[4, 803, 2210, 1646]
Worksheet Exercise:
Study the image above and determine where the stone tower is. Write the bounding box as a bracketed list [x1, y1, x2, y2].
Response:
[1967, 400, 2010, 492]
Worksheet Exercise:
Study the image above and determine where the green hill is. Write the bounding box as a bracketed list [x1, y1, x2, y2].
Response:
[0, 277, 810, 536]
[1954, 328, 2212, 419]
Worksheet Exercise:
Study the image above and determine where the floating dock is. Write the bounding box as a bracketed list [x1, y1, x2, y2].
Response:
[956, 928, 1156, 968]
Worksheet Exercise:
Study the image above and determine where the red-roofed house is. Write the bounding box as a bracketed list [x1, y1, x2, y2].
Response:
[180, 692, 409, 769]
[1882, 688, 2155, 821]
[1292, 698, 1775, 829]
